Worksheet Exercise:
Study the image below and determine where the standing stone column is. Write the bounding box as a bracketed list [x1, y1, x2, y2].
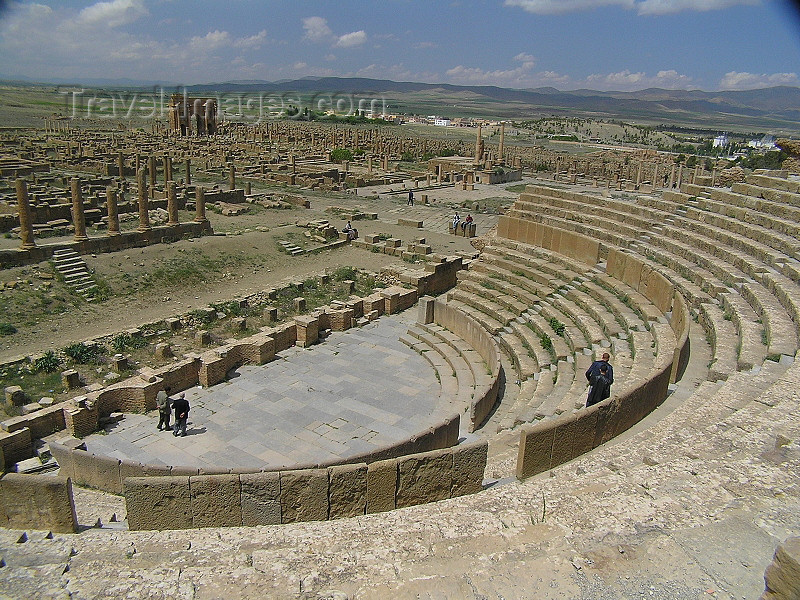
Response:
[15, 179, 36, 249]
[136, 168, 151, 231]
[474, 125, 483, 165]
[70, 178, 88, 241]
[167, 181, 179, 226]
[669, 163, 676, 189]
[185, 159, 191, 185]
[195, 186, 208, 223]
[164, 156, 172, 182]
[498, 122, 505, 165]
[677, 164, 684, 189]
[229, 163, 236, 190]
[148, 156, 156, 188]
[106, 186, 120, 235]
[118, 152, 125, 179]
[652, 163, 660, 190]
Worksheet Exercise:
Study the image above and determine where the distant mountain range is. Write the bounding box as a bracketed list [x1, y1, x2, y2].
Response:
[3, 74, 799, 130]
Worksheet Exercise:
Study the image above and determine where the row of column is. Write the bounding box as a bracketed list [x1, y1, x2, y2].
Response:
[116, 154, 191, 186]
[14, 176, 209, 249]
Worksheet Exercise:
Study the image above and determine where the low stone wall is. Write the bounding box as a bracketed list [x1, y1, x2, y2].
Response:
[497, 216, 601, 267]
[0, 473, 77, 533]
[48, 413, 460, 494]
[124, 441, 487, 530]
[0, 221, 211, 269]
[430, 299, 502, 431]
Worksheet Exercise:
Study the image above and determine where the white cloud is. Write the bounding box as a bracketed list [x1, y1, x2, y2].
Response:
[504, 0, 633, 15]
[233, 30, 268, 50]
[76, 0, 148, 27]
[445, 53, 540, 86]
[189, 30, 230, 51]
[718, 71, 799, 90]
[636, 0, 758, 15]
[504, 0, 758, 14]
[335, 30, 366, 48]
[584, 68, 694, 90]
[302, 16, 333, 42]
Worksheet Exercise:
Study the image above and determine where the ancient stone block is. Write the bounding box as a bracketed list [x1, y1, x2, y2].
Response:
[4, 386, 25, 407]
[328, 463, 367, 519]
[280, 469, 329, 523]
[124, 476, 192, 531]
[293, 297, 306, 312]
[294, 315, 319, 348]
[516, 423, 554, 480]
[762, 536, 800, 600]
[396, 449, 453, 508]
[155, 343, 173, 359]
[417, 295, 435, 324]
[366, 458, 397, 514]
[195, 330, 212, 346]
[0, 473, 77, 533]
[240, 471, 281, 526]
[189, 474, 242, 528]
[263, 306, 278, 322]
[451, 441, 488, 497]
[231, 317, 247, 331]
[61, 370, 81, 390]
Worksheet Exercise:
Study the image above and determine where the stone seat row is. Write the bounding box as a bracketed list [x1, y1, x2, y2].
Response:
[401, 322, 494, 434]
[515, 184, 798, 371]
[441, 238, 667, 431]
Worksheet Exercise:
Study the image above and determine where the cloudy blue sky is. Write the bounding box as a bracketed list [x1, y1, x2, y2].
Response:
[0, 0, 798, 91]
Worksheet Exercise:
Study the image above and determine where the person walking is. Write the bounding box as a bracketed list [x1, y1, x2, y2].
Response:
[586, 364, 612, 407]
[172, 392, 190, 437]
[585, 352, 614, 387]
[156, 386, 172, 431]
[407, 190, 414, 205]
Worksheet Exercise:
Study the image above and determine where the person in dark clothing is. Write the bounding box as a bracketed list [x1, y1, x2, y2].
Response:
[586, 364, 611, 407]
[156, 386, 172, 430]
[585, 352, 614, 386]
[172, 393, 190, 437]
[407, 190, 414, 205]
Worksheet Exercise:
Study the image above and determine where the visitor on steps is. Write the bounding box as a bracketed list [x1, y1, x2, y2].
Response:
[585, 352, 614, 387]
[586, 364, 612, 407]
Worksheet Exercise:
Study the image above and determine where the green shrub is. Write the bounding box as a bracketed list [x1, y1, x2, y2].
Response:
[63, 342, 105, 364]
[539, 334, 553, 351]
[332, 266, 358, 281]
[34, 350, 61, 373]
[111, 332, 148, 353]
[548, 317, 566, 336]
[0, 323, 17, 336]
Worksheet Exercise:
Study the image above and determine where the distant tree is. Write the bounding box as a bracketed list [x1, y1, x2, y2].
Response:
[330, 148, 354, 163]
[686, 155, 698, 168]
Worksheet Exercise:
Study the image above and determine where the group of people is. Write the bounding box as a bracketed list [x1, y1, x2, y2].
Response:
[585, 352, 614, 407]
[452, 213, 474, 233]
[156, 387, 191, 437]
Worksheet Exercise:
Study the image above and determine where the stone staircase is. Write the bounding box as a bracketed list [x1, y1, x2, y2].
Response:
[51, 249, 97, 300]
[278, 240, 304, 256]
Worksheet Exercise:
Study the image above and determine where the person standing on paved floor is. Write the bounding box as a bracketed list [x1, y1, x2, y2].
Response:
[172, 392, 190, 437]
[156, 386, 172, 431]
[407, 190, 414, 205]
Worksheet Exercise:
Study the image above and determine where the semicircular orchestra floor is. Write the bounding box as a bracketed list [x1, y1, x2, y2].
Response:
[81, 312, 445, 470]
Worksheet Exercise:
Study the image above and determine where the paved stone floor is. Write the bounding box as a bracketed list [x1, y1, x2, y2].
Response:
[82, 312, 445, 470]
